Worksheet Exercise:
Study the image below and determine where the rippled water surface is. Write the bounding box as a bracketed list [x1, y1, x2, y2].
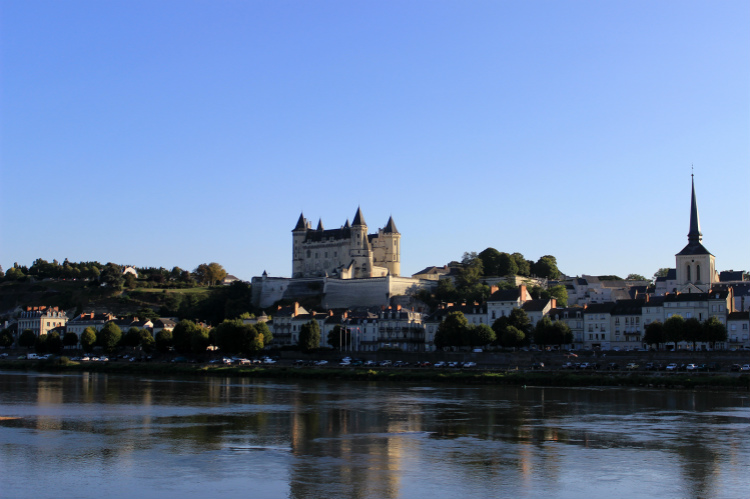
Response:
[1, 371, 749, 499]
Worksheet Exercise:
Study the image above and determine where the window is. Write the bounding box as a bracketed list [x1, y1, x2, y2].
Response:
[696, 265, 701, 282]
[686, 264, 691, 282]
[743, 324, 748, 330]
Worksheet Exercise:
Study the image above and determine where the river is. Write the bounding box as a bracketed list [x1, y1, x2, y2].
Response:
[1, 370, 749, 499]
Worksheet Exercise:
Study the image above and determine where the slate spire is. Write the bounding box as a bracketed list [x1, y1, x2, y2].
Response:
[316, 218, 324, 231]
[352, 207, 366, 226]
[383, 216, 399, 234]
[688, 174, 702, 244]
[293, 212, 306, 231]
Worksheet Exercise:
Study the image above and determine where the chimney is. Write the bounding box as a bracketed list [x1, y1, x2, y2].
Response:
[519, 284, 527, 301]
[550, 298, 557, 309]
[490, 285, 498, 294]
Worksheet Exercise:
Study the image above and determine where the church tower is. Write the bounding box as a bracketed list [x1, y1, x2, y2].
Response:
[675, 175, 716, 292]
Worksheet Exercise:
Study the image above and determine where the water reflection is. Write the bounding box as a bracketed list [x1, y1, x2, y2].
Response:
[1, 371, 749, 499]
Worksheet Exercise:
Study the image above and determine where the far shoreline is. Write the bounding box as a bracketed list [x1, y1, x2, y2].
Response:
[2, 359, 749, 391]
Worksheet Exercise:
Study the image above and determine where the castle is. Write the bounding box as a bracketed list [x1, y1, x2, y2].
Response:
[292, 208, 401, 279]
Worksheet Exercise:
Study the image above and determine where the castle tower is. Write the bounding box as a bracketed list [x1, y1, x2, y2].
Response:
[350, 207, 373, 278]
[675, 175, 716, 292]
[292, 212, 309, 278]
[378, 216, 401, 276]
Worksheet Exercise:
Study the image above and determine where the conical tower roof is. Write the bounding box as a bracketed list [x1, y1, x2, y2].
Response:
[352, 207, 366, 226]
[316, 219, 324, 231]
[383, 216, 399, 234]
[293, 212, 307, 231]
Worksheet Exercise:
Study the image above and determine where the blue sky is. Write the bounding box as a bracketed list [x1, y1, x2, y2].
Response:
[1, 1, 748, 281]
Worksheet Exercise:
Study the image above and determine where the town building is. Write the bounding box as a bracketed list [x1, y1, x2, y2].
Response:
[16, 306, 68, 338]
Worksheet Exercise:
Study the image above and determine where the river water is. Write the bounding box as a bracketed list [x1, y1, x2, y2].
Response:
[1, 370, 749, 499]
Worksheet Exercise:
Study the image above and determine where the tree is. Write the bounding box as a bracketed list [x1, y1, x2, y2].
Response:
[626, 274, 648, 281]
[0, 328, 13, 348]
[532, 255, 561, 279]
[653, 268, 670, 281]
[172, 320, 198, 354]
[80, 327, 97, 353]
[193, 262, 227, 286]
[155, 330, 173, 354]
[124, 272, 137, 289]
[496, 253, 518, 277]
[550, 321, 574, 348]
[214, 319, 263, 356]
[298, 320, 321, 352]
[643, 321, 665, 349]
[501, 326, 526, 348]
[683, 318, 703, 351]
[435, 312, 470, 349]
[663, 315, 685, 349]
[190, 326, 211, 355]
[468, 324, 495, 347]
[542, 285, 568, 308]
[255, 321, 272, 346]
[703, 317, 727, 350]
[100, 263, 125, 290]
[122, 328, 143, 348]
[19, 329, 36, 349]
[140, 329, 155, 353]
[136, 307, 160, 321]
[327, 325, 351, 350]
[99, 322, 122, 355]
[456, 256, 483, 288]
[511, 253, 531, 276]
[45, 331, 63, 355]
[63, 332, 79, 348]
[477, 248, 502, 276]
[533, 317, 554, 348]
[508, 308, 532, 335]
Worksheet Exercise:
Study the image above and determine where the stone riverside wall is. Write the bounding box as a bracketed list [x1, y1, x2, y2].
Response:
[252, 275, 435, 309]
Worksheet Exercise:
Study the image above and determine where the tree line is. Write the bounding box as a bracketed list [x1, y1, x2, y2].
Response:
[433, 309, 573, 350]
[643, 315, 727, 350]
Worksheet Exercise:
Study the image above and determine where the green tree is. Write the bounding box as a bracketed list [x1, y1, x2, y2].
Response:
[435, 311, 470, 349]
[477, 248, 502, 276]
[0, 328, 13, 348]
[45, 331, 63, 355]
[533, 316, 554, 348]
[501, 325, 525, 348]
[138, 329, 155, 353]
[80, 327, 97, 353]
[643, 321, 665, 349]
[100, 263, 125, 290]
[99, 322, 122, 355]
[456, 255, 483, 288]
[136, 307, 160, 321]
[298, 320, 321, 352]
[550, 321, 574, 348]
[63, 332, 79, 349]
[508, 308, 532, 335]
[19, 329, 36, 349]
[468, 324, 495, 347]
[124, 272, 137, 289]
[652, 268, 670, 281]
[703, 316, 727, 350]
[511, 253, 531, 276]
[683, 317, 703, 350]
[327, 325, 351, 350]
[172, 320, 198, 354]
[255, 321, 272, 346]
[122, 328, 143, 348]
[663, 315, 685, 349]
[496, 253, 518, 276]
[193, 262, 228, 286]
[626, 273, 648, 281]
[155, 330, 173, 354]
[190, 326, 211, 355]
[542, 284, 569, 307]
[532, 255, 561, 279]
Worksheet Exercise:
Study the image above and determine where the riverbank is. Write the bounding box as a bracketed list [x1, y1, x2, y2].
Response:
[3, 359, 749, 390]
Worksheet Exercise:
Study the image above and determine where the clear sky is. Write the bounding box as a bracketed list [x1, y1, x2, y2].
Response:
[1, 0, 748, 281]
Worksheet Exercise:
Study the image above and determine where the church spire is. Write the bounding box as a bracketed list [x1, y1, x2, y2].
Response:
[688, 174, 702, 244]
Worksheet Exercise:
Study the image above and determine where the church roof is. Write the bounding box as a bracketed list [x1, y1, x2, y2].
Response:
[352, 207, 366, 226]
[316, 219, 324, 231]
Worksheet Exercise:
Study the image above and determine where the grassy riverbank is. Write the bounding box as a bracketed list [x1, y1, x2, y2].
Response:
[3, 359, 750, 390]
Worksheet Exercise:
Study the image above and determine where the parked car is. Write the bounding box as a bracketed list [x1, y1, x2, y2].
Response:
[314, 360, 328, 366]
[625, 363, 639, 370]
[433, 361, 446, 368]
[665, 363, 679, 371]
[364, 360, 376, 367]
[606, 362, 620, 371]
[686, 364, 699, 371]
[531, 362, 544, 370]
[730, 364, 742, 372]
[740, 364, 750, 372]
[462, 361, 477, 368]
